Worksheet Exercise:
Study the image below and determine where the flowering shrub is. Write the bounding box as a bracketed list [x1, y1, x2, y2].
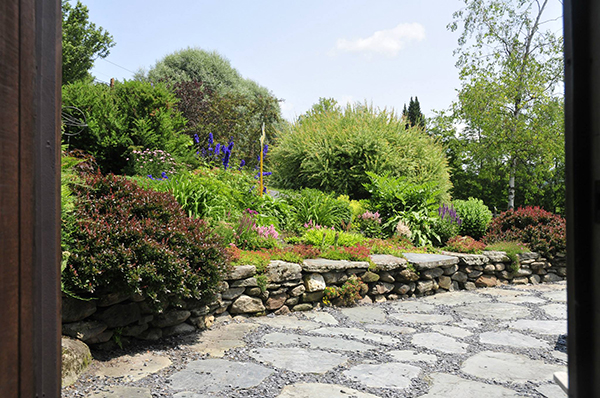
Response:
[484, 206, 566, 258]
[62, 172, 227, 309]
[130, 148, 179, 178]
[445, 236, 486, 254]
[321, 245, 371, 262]
[434, 204, 462, 245]
[356, 210, 383, 238]
[453, 198, 493, 240]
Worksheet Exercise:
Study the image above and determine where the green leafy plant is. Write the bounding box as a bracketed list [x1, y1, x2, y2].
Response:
[453, 198, 493, 240]
[283, 188, 352, 231]
[322, 275, 366, 307]
[300, 228, 366, 247]
[271, 100, 451, 200]
[485, 241, 530, 273]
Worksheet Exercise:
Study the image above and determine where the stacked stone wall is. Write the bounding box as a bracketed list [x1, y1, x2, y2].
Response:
[61, 251, 565, 348]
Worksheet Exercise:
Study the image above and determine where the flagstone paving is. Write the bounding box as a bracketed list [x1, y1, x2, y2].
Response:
[64, 282, 568, 398]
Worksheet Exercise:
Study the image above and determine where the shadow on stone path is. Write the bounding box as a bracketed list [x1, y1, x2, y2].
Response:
[63, 282, 568, 398]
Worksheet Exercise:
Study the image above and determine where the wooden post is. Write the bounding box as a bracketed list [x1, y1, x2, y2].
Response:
[259, 123, 265, 197]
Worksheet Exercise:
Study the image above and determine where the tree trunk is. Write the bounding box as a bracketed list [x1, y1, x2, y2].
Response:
[507, 157, 517, 210]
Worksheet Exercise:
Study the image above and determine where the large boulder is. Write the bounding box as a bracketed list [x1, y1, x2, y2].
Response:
[61, 337, 92, 387]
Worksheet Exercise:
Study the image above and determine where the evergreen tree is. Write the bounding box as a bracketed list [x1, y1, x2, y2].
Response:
[407, 97, 425, 129]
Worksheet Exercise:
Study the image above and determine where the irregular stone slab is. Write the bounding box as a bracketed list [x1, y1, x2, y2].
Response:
[152, 310, 191, 328]
[263, 332, 376, 352]
[504, 319, 567, 335]
[303, 311, 339, 325]
[418, 372, 517, 398]
[412, 333, 468, 354]
[169, 359, 274, 393]
[230, 295, 265, 314]
[365, 324, 417, 335]
[304, 273, 326, 292]
[173, 392, 222, 398]
[403, 252, 459, 271]
[483, 251, 510, 262]
[94, 353, 172, 381]
[250, 315, 322, 331]
[389, 350, 437, 363]
[343, 362, 421, 389]
[552, 351, 568, 362]
[61, 337, 92, 387]
[390, 300, 436, 313]
[249, 347, 347, 374]
[225, 264, 256, 280]
[536, 383, 568, 398]
[267, 261, 302, 283]
[512, 282, 566, 291]
[86, 386, 152, 398]
[189, 323, 259, 357]
[453, 302, 531, 320]
[495, 295, 547, 304]
[462, 351, 566, 383]
[340, 306, 387, 323]
[454, 319, 481, 329]
[62, 296, 97, 323]
[420, 291, 491, 306]
[541, 303, 567, 319]
[302, 258, 370, 273]
[542, 289, 567, 302]
[480, 331, 550, 349]
[370, 254, 408, 271]
[277, 383, 381, 398]
[62, 320, 107, 341]
[311, 327, 401, 345]
[430, 325, 473, 338]
[390, 313, 453, 324]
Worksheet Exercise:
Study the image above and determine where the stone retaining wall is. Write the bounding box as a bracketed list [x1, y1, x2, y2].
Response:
[61, 251, 566, 348]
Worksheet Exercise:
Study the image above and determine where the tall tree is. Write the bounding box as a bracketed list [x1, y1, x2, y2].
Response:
[62, 0, 115, 85]
[407, 97, 426, 129]
[447, 0, 563, 210]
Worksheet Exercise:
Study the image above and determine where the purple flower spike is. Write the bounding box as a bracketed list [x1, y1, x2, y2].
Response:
[194, 134, 200, 144]
[208, 133, 214, 146]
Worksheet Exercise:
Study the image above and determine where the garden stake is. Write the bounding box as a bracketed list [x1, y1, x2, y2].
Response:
[260, 123, 265, 197]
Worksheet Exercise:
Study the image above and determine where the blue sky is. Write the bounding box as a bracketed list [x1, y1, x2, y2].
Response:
[84, 0, 563, 121]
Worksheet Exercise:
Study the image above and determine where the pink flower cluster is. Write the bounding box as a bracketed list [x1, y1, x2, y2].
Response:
[359, 210, 381, 224]
[252, 224, 279, 239]
[303, 220, 334, 230]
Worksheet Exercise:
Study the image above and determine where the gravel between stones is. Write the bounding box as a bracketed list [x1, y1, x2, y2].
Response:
[62, 282, 568, 398]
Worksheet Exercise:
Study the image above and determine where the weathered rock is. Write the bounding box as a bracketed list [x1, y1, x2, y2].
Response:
[292, 303, 313, 312]
[416, 280, 435, 294]
[555, 267, 567, 277]
[513, 268, 533, 277]
[371, 282, 394, 295]
[483, 251, 510, 263]
[290, 284, 306, 297]
[373, 295, 387, 303]
[274, 305, 291, 315]
[361, 271, 380, 283]
[267, 261, 303, 282]
[304, 273, 326, 292]
[222, 287, 246, 301]
[483, 264, 496, 273]
[230, 295, 265, 314]
[531, 261, 546, 271]
[464, 282, 477, 290]
[441, 252, 489, 266]
[403, 253, 459, 271]
[369, 254, 407, 271]
[62, 296, 97, 323]
[543, 273, 563, 282]
[163, 323, 196, 337]
[94, 302, 141, 328]
[379, 271, 395, 283]
[302, 258, 369, 273]
[443, 264, 459, 275]
[230, 277, 258, 288]
[97, 291, 130, 307]
[529, 274, 541, 284]
[358, 295, 373, 305]
[61, 337, 92, 387]
[422, 267, 443, 280]
[214, 300, 232, 315]
[398, 269, 420, 282]
[388, 294, 399, 300]
[152, 310, 191, 328]
[322, 271, 347, 285]
[452, 272, 468, 283]
[225, 264, 256, 280]
[512, 277, 529, 285]
[216, 281, 229, 293]
[121, 322, 149, 337]
[265, 293, 287, 310]
[270, 287, 287, 295]
[245, 287, 263, 296]
[517, 252, 539, 261]
[302, 291, 325, 302]
[285, 297, 300, 306]
[468, 270, 483, 279]
[85, 329, 113, 345]
[495, 263, 506, 271]
[137, 328, 163, 341]
[475, 275, 498, 288]
[438, 275, 452, 290]
[62, 320, 107, 341]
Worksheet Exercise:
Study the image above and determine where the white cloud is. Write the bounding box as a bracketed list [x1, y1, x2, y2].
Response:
[334, 23, 426, 57]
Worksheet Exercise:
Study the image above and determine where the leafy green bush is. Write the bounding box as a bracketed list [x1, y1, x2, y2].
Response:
[432, 204, 462, 245]
[271, 101, 451, 199]
[62, 173, 227, 309]
[322, 275, 366, 307]
[300, 228, 366, 247]
[485, 241, 531, 273]
[484, 206, 566, 258]
[284, 188, 352, 230]
[62, 80, 189, 174]
[453, 198, 493, 240]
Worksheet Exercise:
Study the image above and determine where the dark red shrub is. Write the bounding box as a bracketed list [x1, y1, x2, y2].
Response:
[484, 206, 566, 258]
[445, 236, 486, 254]
[63, 172, 228, 309]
